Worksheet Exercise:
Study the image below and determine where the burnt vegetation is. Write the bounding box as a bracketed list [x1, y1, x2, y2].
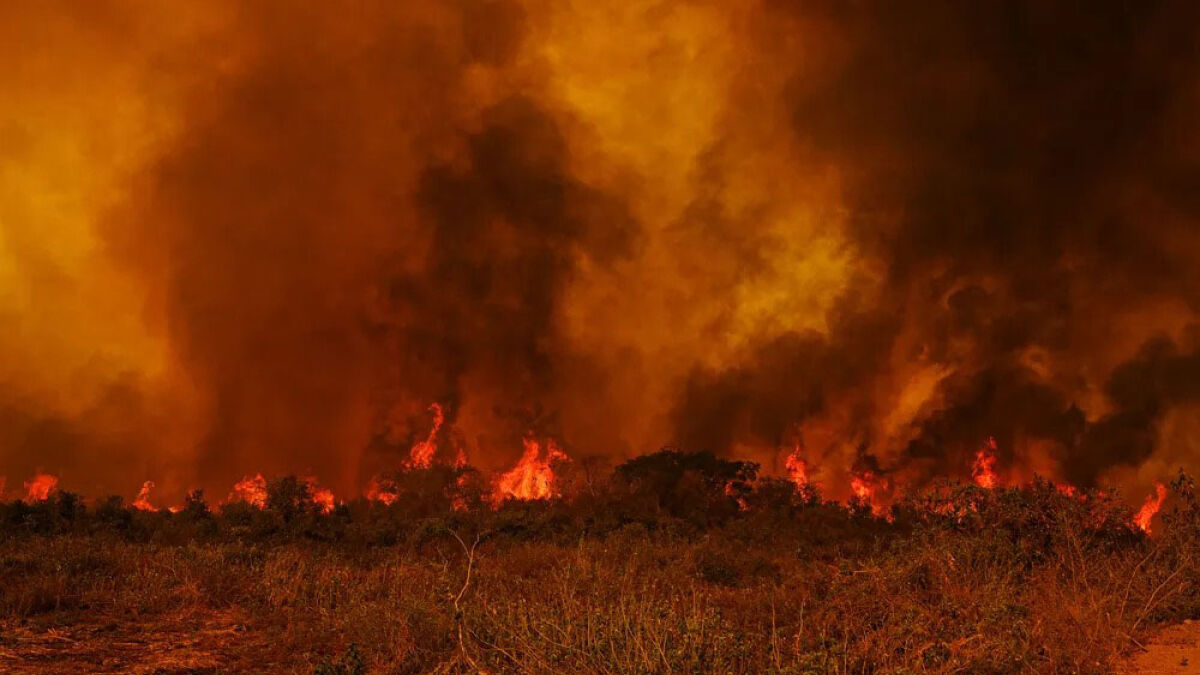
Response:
[2, 452, 1199, 674]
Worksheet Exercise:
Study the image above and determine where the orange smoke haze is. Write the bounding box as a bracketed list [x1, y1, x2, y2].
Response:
[2, 0, 1199, 506]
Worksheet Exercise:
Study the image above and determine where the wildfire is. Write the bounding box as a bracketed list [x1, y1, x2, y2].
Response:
[304, 477, 337, 514]
[406, 403, 445, 470]
[229, 474, 268, 508]
[972, 437, 999, 489]
[494, 438, 569, 503]
[1055, 483, 1078, 498]
[365, 476, 398, 505]
[1134, 482, 1167, 534]
[850, 473, 874, 502]
[784, 446, 809, 489]
[132, 481, 157, 511]
[24, 473, 58, 501]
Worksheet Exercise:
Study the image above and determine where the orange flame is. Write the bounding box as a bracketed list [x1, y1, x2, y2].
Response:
[24, 473, 58, 501]
[784, 446, 809, 489]
[132, 481, 157, 511]
[1055, 483, 1078, 498]
[494, 437, 568, 503]
[303, 477, 336, 513]
[406, 403, 444, 470]
[972, 437, 999, 488]
[365, 476, 398, 505]
[229, 474, 268, 508]
[1134, 482, 1167, 534]
[850, 473, 874, 502]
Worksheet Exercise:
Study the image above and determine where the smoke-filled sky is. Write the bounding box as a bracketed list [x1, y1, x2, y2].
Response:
[2, 0, 1198, 502]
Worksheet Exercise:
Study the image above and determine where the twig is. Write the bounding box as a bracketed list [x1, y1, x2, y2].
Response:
[448, 529, 483, 672]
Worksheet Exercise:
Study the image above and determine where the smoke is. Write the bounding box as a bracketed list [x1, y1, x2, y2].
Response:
[1, 0, 1197, 500]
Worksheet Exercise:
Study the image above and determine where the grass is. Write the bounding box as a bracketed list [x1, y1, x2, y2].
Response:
[1, 461, 1198, 673]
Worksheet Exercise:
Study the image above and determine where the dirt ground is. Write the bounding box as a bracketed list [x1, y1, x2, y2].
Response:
[1123, 621, 1200, 674]
[0, 608, 286, 675]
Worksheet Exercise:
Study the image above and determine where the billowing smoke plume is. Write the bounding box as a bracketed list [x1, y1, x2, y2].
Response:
[1, 0, 1197, 501]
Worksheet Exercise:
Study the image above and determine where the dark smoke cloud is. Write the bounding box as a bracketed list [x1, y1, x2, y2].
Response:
[674, 0, 1200, 483]
[101, 1, 638, 493]
[3, 0, 1198, 499]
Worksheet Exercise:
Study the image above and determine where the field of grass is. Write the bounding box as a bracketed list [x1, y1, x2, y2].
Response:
[2, 458, 1199, 674]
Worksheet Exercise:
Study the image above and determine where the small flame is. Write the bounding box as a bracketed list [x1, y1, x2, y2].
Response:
[229, 474, 268, 508]
[303, 477, 336, 513]
[132, 481, 157, 511]
[365, 476, 398, 505]
[450, 472, 471, 511]
[24, 473, 58, 501]
[1134, 482, 1167, 534]
[406, 403, 444, 470]
[494, 437, 568, 503]
[972, 437, 998, 489]
[723, 480, 750, 511]
[1055, 483, 1078, 498]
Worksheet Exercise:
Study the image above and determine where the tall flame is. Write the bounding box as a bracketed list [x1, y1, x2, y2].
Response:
[132, 481, 157, 511]
[784, 445, 809, 490]
[494, 438, 568, 503]
[24, 474, 58, 502]
[972, 437, 999, 489]
[406, 403, 444, 470]
[1134, 482, 1167, 534]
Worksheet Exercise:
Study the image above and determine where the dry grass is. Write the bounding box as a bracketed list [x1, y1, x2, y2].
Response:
[0, 523, 1196, 674]
[2, 470, 1198, 673]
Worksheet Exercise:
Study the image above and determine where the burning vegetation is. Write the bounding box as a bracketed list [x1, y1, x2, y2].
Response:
[2, 0, 1200, 671]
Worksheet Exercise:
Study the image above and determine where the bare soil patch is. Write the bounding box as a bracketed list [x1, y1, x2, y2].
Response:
[1123, 621, 1200, 674]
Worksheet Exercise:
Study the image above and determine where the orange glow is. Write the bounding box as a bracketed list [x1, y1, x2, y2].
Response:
[972, 437, 999, 489]
[406, 403, 444, 470]
[132, 481, 157, 511]
[1134, 482, 1167, 534]
[1055, 484, 1078, 498]
[494, 438, 569, 503]
[24, 474, 58, 502]
[229, 474, 268, 509]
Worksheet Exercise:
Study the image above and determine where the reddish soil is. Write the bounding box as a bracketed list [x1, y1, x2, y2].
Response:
[0, 609, 281, 674]
[1123, 621, 1200, 674]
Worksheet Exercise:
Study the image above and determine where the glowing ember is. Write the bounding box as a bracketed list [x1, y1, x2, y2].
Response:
[229, 474, 268, 508]
[1055, 483, 1078, 498]
[723, 480, 750, 511]
[24, 473, 58, 502]
[972, 437, 999, 488]
[1134, 482, 1167, 534]
[784, 446, 809, 489]
[494, 438, 568, 503]
[406, 403, 444, 470]
[132, 481, 157, 511]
